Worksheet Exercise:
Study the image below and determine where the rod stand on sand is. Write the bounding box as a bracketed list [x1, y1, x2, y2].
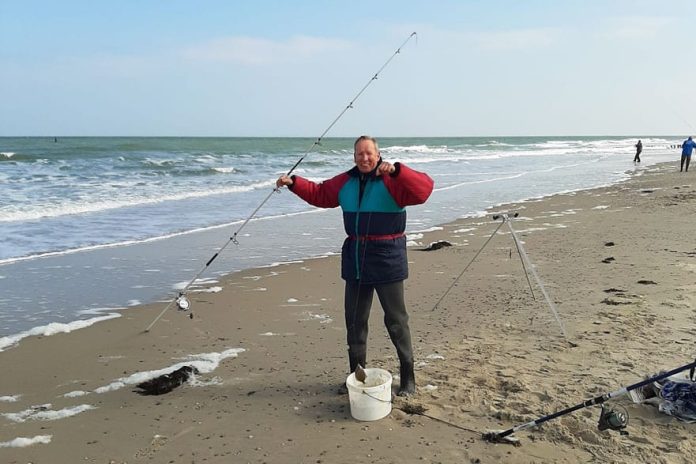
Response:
[482, 358, 696, 445]
[432, 211, 570, 346]
[490, 212, 570, 341]
[490, 212, 534, 298]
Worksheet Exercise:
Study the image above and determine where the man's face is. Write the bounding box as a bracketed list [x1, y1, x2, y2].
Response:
[354, 139, 380, 174]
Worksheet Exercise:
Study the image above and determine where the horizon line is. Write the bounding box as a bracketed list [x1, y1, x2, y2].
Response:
[0, 134, 690, 139]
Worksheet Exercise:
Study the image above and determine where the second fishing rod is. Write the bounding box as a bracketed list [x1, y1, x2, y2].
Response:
[144, 32, 418, 333]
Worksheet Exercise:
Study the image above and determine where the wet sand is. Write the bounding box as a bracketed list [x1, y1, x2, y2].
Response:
[1, 162, 695, 463]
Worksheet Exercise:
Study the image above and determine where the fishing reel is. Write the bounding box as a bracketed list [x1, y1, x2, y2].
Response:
[175, 293, 194, 319]
[492, 211, 519, 221]
[597, 404, 629, 435]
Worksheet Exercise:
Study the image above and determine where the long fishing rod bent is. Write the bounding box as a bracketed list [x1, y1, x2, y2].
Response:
[484, 358, 696, 443]
[144, 32, 418, 333]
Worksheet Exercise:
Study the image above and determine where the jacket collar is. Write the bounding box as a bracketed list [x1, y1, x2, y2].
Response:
[348, 158, 383, 179]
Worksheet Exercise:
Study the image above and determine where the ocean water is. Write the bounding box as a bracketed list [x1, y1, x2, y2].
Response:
[0, 136, 683, 339]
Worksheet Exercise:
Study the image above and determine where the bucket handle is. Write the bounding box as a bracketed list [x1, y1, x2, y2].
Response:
[362, 390, 392, 404]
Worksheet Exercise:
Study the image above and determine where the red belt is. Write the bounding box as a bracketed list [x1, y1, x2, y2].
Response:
[348, 233, 405, 241]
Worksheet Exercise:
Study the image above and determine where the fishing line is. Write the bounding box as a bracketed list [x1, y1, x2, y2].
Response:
[346, 163, 408, 384]
[348, 207, 374, 357]
[396, 403, 481, 435]
[144, 32, 418, 333]
[660, 97, 695, 145]
[346, 174, 387, 375]
[670, 108, 696, 133]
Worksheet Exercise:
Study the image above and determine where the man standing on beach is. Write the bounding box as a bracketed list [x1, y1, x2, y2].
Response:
[276, 136, 434, 396]
[681, 136, 696, 172]
[634, 140, 642, 163]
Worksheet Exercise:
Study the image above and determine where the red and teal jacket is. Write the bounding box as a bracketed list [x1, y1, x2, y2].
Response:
[288, 161, 434, 284]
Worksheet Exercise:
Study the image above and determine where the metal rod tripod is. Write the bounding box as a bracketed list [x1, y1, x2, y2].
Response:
[494, 212, 568, 339]
[434, 211, 569, 340]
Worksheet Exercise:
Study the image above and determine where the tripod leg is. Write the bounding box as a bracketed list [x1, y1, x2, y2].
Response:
[507, 220, 536, 300]
[505, 218, 569, 340]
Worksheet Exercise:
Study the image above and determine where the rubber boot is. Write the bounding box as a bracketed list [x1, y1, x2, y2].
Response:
[397, 361, 416, 397]
[349, 348, 366, 373]
[338, 346, 366, 395]
[386, 319, 415, 396]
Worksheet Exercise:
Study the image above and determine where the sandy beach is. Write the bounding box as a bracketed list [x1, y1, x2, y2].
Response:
[1, 161, 695, 463]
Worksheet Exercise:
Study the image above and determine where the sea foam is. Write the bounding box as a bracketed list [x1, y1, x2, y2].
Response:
[0, 313, 121, 352]
[2, 404, 96, 423]
[0, 435, 52, 448]
[91, 348, 244, 394]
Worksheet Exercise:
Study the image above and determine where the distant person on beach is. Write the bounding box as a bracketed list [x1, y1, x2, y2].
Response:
[276, 135, 434, 396]
[681, 136, 696, 172]
[634, 140, 642, 163]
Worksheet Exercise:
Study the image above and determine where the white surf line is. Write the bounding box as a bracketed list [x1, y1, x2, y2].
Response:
[172, 278, 220, 291]
[190, 286, 222, 293]
[64, 348, 245, 397]
[0, 179, 278, 224]
[0, 312, 122, 352]
[0, 435, 52, 448]
[2, 404, 96, 423]
[0, 208, 327, 266]
[500, 224, 568, 234]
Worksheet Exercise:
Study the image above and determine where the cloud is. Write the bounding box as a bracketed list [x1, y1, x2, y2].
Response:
[473, 27, 560, 51]
[180, 35, 354, 65]
[600, 16, 674, 40]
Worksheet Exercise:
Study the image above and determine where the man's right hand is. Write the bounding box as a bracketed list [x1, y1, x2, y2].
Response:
[276, 175, 293, 188]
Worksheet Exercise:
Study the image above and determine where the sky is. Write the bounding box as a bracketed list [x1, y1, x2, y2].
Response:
[1, 0, 694, 137]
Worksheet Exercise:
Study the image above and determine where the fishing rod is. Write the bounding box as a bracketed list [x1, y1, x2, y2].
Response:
[483, 358, 696, 444]
[144, 32, 418, 333]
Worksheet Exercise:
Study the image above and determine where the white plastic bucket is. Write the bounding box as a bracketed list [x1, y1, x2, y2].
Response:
[346, 367, 392, 421]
